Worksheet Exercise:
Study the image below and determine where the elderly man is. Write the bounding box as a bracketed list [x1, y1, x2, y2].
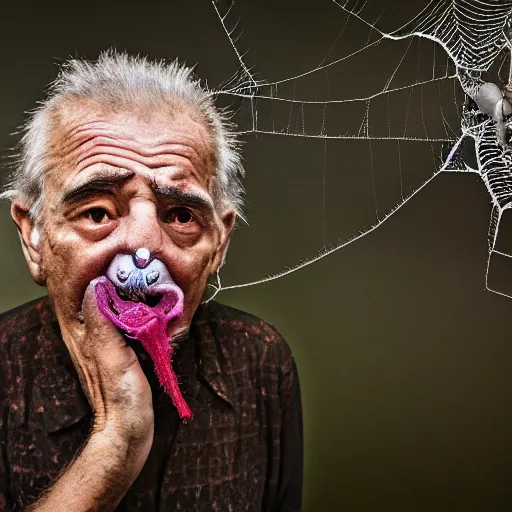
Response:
[0, 51, 302, 511]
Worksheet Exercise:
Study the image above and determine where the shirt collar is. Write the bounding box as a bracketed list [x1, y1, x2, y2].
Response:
[190, 302, 236, 407]
[32, 298, 235, 434]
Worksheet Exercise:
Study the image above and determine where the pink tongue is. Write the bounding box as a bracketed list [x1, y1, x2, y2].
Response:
[94, 277, 192, 422]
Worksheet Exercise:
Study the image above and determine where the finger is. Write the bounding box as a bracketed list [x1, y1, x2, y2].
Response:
[82, 277, 118, 330]
[81, 277, 129, 351]
[82, 277, 141, 370]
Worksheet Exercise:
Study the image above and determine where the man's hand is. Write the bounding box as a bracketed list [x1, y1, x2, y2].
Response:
[29, 280, 154, 511]
[69, 279, 154, 435]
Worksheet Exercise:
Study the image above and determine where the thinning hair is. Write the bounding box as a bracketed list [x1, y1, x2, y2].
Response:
[1, 50, 246, 222]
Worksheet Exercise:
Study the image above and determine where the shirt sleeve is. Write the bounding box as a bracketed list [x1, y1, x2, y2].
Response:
[0, 399, 13, 511]
[273, 359, 304, 512]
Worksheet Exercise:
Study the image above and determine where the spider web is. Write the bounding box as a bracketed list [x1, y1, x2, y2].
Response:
[207, 0, 512, 299]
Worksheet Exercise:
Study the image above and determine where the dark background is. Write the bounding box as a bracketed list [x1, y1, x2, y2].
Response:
[1, 1, 511, 510]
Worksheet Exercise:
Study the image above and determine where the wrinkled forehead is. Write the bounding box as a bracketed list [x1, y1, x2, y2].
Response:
[44, 97, 218, 193]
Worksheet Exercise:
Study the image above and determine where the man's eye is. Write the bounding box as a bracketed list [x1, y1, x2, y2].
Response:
[84, 208, 109, 224]
[167, 209, 194, 224]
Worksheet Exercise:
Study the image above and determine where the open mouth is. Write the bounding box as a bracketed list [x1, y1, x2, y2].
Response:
[96, 277, 182, 333]
[94, 275, 192, 422]
[115, 287, 163, 308]
[106, 289, 165, 327]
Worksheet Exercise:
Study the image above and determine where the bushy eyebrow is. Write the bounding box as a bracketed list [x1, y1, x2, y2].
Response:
[151, 183, 214, 214]
[61, 169, 135, 205]
[60, 169, 214, 215]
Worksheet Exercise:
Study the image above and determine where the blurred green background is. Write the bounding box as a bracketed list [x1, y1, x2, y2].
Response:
[1, 1, 511, 510]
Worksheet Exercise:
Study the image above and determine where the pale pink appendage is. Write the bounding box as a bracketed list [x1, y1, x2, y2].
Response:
[94, 276, 192, 422]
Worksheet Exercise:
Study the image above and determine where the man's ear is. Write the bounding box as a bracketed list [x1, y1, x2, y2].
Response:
[212, 209, 236, 273]
[11, 201, 46, 285]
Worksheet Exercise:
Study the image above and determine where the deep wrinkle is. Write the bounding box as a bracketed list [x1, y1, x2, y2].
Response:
[57, 109, 214, 179]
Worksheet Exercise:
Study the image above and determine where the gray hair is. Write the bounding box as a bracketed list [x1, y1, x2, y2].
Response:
[1, 50, 246, 222]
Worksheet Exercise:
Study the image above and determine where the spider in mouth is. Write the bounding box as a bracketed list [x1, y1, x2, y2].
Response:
[94, 275, 193, 421]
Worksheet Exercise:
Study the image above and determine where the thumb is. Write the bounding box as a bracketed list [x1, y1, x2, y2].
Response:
[82, 277, 143, 375]
[82, 277, 124, 345]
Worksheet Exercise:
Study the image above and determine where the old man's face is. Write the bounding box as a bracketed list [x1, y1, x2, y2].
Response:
[13, 101, 235, 338]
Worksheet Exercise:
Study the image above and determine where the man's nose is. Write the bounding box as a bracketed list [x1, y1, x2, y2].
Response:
[123, 201, 163, 255]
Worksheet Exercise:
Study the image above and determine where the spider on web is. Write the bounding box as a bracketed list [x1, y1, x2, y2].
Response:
[204, 0, 512, 301]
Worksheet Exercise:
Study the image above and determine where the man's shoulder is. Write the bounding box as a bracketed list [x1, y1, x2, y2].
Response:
[205, 301, 294, 365]
[0, 296, 50, 347]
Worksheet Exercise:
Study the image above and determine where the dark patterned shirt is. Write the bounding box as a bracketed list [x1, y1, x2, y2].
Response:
[0, 297, 302, 511]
